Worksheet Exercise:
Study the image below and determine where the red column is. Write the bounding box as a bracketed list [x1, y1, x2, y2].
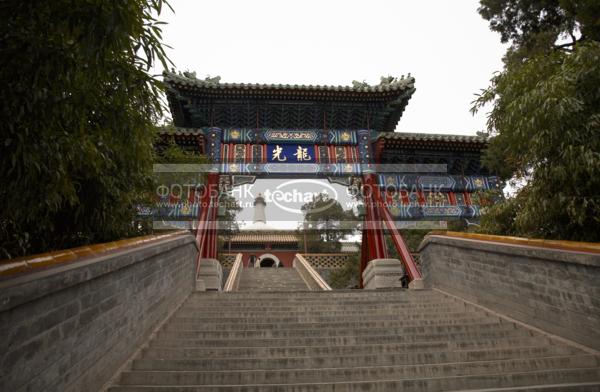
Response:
[204, 172, 220, 259]
[196, 172, 220, 279]
[195, 181, 211, 256]
[363, 173, 388, 260]
[359, 173, 389, 288]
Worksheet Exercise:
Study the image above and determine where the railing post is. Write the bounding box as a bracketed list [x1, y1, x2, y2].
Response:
[293, 253, 332, 291]
[373, 181, 423, 286]
[223, 253, 244, 292]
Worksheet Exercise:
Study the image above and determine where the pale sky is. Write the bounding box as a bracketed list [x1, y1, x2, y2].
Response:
[156, 1, 507, 230]
[157, 0, 506, 134]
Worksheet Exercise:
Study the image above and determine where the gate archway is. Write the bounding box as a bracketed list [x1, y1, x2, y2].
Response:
[162, 72, 499, 288]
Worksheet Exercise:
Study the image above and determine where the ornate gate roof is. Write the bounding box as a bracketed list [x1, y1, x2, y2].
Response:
[164, 71, 416, 131]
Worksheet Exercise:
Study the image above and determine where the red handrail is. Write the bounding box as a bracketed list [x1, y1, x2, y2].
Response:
[373, 185, 422, 282]
[194, 172, 219, 279]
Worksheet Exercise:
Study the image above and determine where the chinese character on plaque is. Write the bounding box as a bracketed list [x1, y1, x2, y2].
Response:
[293, 146, 311, 161]
[271, 145, 287, 162]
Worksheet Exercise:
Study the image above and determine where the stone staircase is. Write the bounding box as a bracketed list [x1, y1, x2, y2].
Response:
[237, 267, 310, 291]
[109, 288, 600, 391]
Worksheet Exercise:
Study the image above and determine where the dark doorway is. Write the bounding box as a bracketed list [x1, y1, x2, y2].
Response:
[260, 258, 276, 267]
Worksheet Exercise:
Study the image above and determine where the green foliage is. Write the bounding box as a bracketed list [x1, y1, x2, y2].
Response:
[474, 0, 600, 241]
[478, 0, 600, 62]
[152, 135, 242, 250]
[153, 136, 208, 201]
[218, 193, 243, 252]
[155, 136, 208, 165]
[384, 230, 430, 260]
[328, 253, 360, 289]
[478, 191, 521, 237]
[0, 0, 172, 258]
[299, 193, 357, 253]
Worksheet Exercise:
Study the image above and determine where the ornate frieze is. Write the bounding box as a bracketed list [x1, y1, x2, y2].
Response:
[378, 174, 500, 192]
[220, 128, 358, 145]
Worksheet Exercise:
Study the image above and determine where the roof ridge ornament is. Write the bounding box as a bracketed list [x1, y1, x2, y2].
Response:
[179, 71, 221, 86]
[379, 75, 397, 85]
[203, 74, 221, 85]
[351, 75, 411, 89]
[352, 80, 369, 88]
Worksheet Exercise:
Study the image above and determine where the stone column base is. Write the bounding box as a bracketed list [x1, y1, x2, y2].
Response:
[196, 258, 223, 291]
[363, 258, 406, 290]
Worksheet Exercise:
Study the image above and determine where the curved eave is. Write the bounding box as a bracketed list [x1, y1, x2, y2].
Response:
[228, 232, 299, 244]
[376, 132, 488, 151]
[164, 71, 416, 131]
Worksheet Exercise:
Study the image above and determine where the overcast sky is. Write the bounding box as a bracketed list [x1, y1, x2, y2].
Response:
[156, 1, 507, 230]
[158, 0, 506, 134]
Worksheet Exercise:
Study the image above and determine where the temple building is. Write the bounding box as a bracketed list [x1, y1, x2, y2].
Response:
[224, 194, 299, 268]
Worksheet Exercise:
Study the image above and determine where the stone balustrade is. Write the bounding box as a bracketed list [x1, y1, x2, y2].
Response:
[0, 232, 198, 391]
[419, 232, 600, 351]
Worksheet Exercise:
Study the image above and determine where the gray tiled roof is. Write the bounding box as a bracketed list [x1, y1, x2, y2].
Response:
[163, 71, 415, 93]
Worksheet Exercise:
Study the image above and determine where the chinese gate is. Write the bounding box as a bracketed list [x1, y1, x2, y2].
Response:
[161, 71, 499, 287]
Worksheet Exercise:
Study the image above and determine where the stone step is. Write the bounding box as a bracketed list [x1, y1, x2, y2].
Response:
[461, 382, 600, 391]
[193, 287, 439, 295]
[240, 269, 301, 274]
[188, 289, 441, 300]
[164, 311, 491, 325]
[171, 307, 480, 320]
[109, 368, 600, 391]
[187, 289, 446, 305]
[178, 302, 462, 312]
[237, 287, 310, 292]
[149, 329, 535, 348]
[134, 345, 578, 371]
[237, 269, 309, 291]
[190, 296, 448, 302]
[178, 299, 463, 310]
[173, 303, 468, 314]
[163, 316, 498, 331]
[184, 297, 453, 306]
[157, 321, 518, 340]
[236, 284, 312, 287]
[119, 355, 600, 385]
[142, 337, 559, 360]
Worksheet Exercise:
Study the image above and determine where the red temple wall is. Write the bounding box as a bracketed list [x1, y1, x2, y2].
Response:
[236, 250, 298, 268]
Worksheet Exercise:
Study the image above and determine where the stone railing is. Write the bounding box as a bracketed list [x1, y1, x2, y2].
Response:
[293, 253, 332, 291]
[419, 231, 600, 351]
[0, 231, 198, 392]
[219, 253, 238, 269]
[300, 253, 350, 269]
[223, 253, 243, 292]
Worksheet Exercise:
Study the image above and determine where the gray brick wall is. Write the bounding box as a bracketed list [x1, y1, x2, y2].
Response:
[420, 235, 600, 350]
[0, 233, 198, 392]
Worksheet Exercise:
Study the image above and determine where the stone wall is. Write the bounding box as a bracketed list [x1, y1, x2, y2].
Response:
[420, 234, 600, 350]
[0, 233, 198, 391]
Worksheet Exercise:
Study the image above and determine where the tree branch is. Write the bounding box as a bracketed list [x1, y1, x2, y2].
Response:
[555, 41, 576, 49]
